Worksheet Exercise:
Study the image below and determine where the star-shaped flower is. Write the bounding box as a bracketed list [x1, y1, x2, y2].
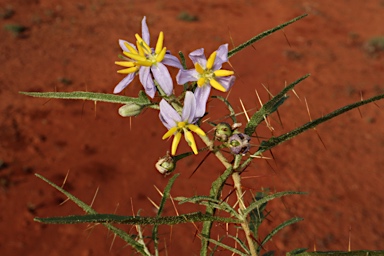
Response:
[159, 91, 206, 155]
[176, 44, 235, 114]
[114, 17, 182, 98]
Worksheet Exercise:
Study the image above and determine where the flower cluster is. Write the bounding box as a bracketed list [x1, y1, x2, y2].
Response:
[115, 17, 236, 156]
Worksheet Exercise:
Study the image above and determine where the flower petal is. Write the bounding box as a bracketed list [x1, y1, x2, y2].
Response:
[212, 44, 229, 70]
[159, 99, 181, 129]
[194, 85, 211, 118]
[181, 91, 196, 123]
[141, 16, 150, 46]
[139, 66, 156, 98]
[171, 132, 182, 155]
[189, 48, 207, 67]
[113, 73, 135, 93]
[151, 63, 173, 96]
[176, 69, 198, 85]
[162, 53, 183, 69]
[215, 75, 236, 91]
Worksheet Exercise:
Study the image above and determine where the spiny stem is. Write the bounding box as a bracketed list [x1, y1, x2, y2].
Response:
[233, 172, 258, 256]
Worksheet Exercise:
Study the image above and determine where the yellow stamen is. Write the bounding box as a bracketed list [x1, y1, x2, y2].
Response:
[162, 126, 178, 140]
[171, 132, 182, 155]
[206, 51, 217, 70]
[197, 77, 206, 87]
[117, 66, 139, 74]
[177, 121, 186, 128]
[124, 51, 148, 62]
[115, 61, 135, 67]
[156, 47, 167, 62]
[194, 63, 204, 74]
[187, 124, 206, 136]
[136, 59, 153, 67]
[135, 33, 152, 54]
[184, 130, 198, 154]
[136, 41, 145, 56]
[214, 70, 234, 77]
[210, 79, 227, 92]
[155, 31, 164, 54]
[124, 42, 138, 54]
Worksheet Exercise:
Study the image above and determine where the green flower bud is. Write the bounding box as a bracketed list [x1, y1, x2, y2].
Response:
[155, 154, 176, 175]
[118, 103, 144, 117]
[214, 122, 233, 142]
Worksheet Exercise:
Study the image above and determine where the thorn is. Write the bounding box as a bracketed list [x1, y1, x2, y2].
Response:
[59, 197, 70, 206]
[348, 226, 352, 251]
[170, 195, 180, 216]
[189, 151, 211, 178]
[282, 29, 291, 47]
[90, 187, 99, 208]
[130, 116, 132, 130]
[239, 98, 250, 122]
[94, 101, 97, 118]
[305, 98, 327, 149]
[357, 92, 363, 118]
[130, 197, 135, 217]
[153, 185, 164, 197]
[255, 89, 264, 108]
[61, 169, 70, 188]
[109, 233, 117, 252]
[261, 83, 274, 98]
[147, 196, 159, 210]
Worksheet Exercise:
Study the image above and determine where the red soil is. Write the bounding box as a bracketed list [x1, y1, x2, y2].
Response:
[1, 0, 383, 255]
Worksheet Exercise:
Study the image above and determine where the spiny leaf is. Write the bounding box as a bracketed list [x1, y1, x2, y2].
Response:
[34, 212, 242, 225]
[260, 217, 303, 247]
[203, 236, 249, 256]
[34, 174, 149, 255]
[244, 74, 310, 136]
[243, 191, 306, 217]
[228, 14, 308, 58]
[20, 90, 153, 106]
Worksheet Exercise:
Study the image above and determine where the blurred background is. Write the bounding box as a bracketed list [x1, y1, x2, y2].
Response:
[0, 0, 383, 255]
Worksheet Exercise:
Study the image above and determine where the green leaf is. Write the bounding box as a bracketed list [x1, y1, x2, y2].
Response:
[244, 74, 310, 136]
[228, 14, 308, 58]
[243, 191, 306, 217]
[34, 212, 241, 225]
[152, 173, 179, 253]
[34, 174, 149, 255]
[255, 92, 384, 155]
[260, 217, 303, 247]
[20, 90, 153, 106]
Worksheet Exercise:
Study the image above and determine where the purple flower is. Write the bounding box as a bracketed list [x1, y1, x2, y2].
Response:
[114, 17, 182, 98]
[159, 91, 206, 155]
[176, 44, 235, 114]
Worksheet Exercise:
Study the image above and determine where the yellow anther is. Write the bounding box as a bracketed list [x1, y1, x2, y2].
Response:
[124, 51, 148, 62]
[177, 121, 186, 128]
[187, 124, 206, 136]
[206, 51, 217, 70]
[135, 33, 151, 54]
[214, 70, 234, 77]
[136, 41, 145, 56]
[156, 47, 167, 62]
[155, 31, 164, 54]
[194, 63, 204, 74]
[124, 42, 138, 54]
[115, 61, 135, 67]
[184, 130, 198, 154]
[171, 132, 182, 155]
[117, 66, 139, 74]
[162, 126, 178, 140]
[210, 79, 227, 92]
[197, 77, 206, 87]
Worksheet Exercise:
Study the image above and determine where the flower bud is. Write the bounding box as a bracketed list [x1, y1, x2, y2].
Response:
[228, 133, 251, 155]
[214, 122, 233, 142]
[155, 154, 176, 175]
[118, 103, 144, 117]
